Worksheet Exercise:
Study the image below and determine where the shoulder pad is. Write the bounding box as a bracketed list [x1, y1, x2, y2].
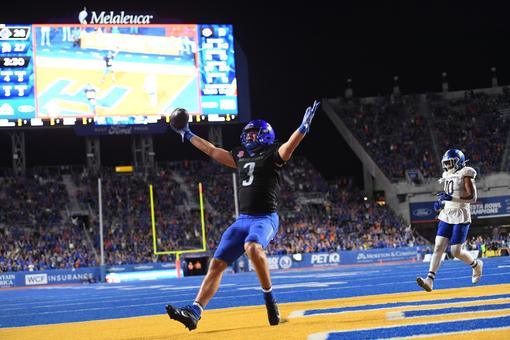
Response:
[460, 166, 477, 179]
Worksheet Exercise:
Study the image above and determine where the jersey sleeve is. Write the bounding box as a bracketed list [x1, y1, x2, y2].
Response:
[272, 143, 286, 167]
[439, 171, 448, 183]
[230, 146, 243, 166]
[461, 166, 477, 179]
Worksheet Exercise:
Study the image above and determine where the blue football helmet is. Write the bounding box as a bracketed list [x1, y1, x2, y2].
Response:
[240, 119, 275, 151]
[441, 149, 466, 172]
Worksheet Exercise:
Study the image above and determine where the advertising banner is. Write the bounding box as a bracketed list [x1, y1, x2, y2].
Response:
[470, 196, 510, 219]
[242, 247, 419, 271]
[106, 262, 176, 273]
[410, 195, 510, 223]
[0, 267, 99, 288]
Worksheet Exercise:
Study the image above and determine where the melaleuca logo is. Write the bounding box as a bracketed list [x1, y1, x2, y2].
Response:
[79, 7, 88, 24]
[78, 7, 154, 24]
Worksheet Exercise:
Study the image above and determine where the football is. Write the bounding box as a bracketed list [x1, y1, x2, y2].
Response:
[169, 108, 189, 130]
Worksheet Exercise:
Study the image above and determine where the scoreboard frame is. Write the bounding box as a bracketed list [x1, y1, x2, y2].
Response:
[0, 23, 251, 131]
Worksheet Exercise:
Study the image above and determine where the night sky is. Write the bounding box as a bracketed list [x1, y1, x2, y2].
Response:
[1, 1, 509, 186]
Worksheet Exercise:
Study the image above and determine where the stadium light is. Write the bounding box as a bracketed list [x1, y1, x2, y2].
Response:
[441, 72, 448, 93]
[491, 66, 498, 87]
[345, 78, 353, 99]
[393, 75, 400, 96]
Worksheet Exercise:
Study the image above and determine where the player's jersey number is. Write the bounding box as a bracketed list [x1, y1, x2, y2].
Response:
[242, 162, 255, 186]
[444, 179, 454, 195]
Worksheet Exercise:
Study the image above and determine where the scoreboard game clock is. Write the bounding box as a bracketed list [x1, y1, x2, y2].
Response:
[0, 25, 35, 121]
[0, 22, 249, 129]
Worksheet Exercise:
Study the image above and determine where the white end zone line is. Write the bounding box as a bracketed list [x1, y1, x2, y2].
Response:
[387, 326, 510, 339]
[290, 297, 510, 319]
[307, 314, 510, 340]
[386, 307, 510, 321]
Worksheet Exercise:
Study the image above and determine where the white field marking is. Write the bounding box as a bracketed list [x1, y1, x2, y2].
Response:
[307, 332, 329, 340]
[159, 285, 202, 291]
[115, 285, 172, 290]
[497, 265, 510, 268]
[0, 301, 183, 318]
[386, 311, 405, 320]
[2, 292, 195, 312]
[387, 326, 510, 339]
[237, 281, 347, 291]
[290, 297, 510, 319]
[3, 273, 509, 311]
[160, 283, 236, 291]
[0, 287, 186, 308]
[2, 272, 509, 309]
[288, 310, 305, 318]
[272, 271, 379, 279]
[307, 314, 510, 340]
[385, 307, 510, 321]
[271, 265, 491, 284]
[0, 292, 272, 319]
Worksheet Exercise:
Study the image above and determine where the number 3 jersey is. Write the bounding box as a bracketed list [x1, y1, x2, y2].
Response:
[231, 143, 286, 215]
[438, 166, 477, 224]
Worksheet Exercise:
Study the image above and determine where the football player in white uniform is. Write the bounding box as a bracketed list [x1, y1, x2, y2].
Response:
[417, 149, 483, 292]
[84, 83, 98, 114]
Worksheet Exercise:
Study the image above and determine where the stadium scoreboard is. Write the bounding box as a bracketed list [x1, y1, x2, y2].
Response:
[0, 25, 35, 122]
[0, 23, 247, 129]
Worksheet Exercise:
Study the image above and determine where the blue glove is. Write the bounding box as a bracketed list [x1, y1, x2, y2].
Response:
[433, 200, 443, 211]
[298, 100, 321, 134]
[437, 191, 453, 202]
[170, 122, 195, 142]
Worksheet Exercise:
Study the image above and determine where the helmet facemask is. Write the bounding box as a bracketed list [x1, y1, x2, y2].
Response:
[243, 128, 260, 151]
[442, 158, 459, 173]
[240, 120, 275, 152]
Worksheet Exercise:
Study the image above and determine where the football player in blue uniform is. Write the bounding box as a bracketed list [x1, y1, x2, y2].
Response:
[417, 149, 483, 292]
[100, 49, 119, 84]
[165, 100, 320, 330]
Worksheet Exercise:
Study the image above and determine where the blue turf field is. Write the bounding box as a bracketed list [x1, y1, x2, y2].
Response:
[1, 256, 510, 329]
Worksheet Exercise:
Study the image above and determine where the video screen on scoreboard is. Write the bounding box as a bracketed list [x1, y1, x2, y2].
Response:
[0, 23, 240, 127]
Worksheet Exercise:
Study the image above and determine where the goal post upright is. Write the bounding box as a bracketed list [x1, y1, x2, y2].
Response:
[149, 182, 208, 278]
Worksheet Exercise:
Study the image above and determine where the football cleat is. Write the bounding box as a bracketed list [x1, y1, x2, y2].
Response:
[165, 304, 200, 331]
[472, 259, 483, 284]
[265, 299, 280, 326]
[416, 277, 433, 292]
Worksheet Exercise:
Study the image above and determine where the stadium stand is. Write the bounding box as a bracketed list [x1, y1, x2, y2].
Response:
[332, 87, 510, 181]
[0, 157, 429, 271]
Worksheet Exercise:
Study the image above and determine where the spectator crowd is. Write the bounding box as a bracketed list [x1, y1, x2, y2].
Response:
[1, 157, 429, 272]
[334, 88, 510, 181]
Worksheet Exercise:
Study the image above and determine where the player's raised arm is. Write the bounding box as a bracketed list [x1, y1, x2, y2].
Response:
[170, 121, 236, 169]
[278, 100, 320, 162]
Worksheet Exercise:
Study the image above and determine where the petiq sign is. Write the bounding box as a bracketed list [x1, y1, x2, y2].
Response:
[78, 7, 154, 25]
